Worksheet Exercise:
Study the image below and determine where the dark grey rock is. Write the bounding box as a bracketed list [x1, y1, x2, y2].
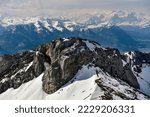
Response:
[122, 64, 140, 89]
[1, 38, 148, 95]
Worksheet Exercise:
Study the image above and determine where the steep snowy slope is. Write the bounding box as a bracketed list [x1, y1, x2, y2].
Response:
[0, 65, 147, 100]
[136, 64, 150, 95]
[124, 51, 150, 96]
[132, 64, 150, 96]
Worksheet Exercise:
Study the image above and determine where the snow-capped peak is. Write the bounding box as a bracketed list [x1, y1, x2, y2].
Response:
[0, 11, 150, 28]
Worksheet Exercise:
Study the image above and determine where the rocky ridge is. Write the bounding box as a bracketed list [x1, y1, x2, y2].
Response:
[0, 38, 149, 99]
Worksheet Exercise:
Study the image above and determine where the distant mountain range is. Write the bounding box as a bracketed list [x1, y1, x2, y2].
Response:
[0, 11, 150, 54]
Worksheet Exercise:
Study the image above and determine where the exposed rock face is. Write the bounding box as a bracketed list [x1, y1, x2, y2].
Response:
[122, 51, 150, 96]
[0, 38, 144, 95]
[35, 38, 140, 94]
[0, 52, 35, 93]
[38, 38, 94, 93]
[121, 64, 139, 88]
[129, 51, 150, 73]
[122, 51, 150, 75]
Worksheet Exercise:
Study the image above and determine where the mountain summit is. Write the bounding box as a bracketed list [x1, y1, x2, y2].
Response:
[0, 38, 149, 100]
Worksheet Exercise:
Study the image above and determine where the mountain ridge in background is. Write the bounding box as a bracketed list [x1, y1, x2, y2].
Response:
[0, 11, 150, 54]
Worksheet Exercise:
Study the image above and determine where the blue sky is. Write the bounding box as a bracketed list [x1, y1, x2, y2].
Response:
[0, 0, 149, 17]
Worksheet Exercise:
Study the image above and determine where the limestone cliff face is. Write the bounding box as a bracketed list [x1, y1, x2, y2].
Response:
[35, 38, 139, 94]
[0, 38, 142, 94]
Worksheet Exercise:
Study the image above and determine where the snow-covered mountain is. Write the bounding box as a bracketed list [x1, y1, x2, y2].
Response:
[72, 10, 150, 27]
[0, 38, 149, 100]
[1, 11, 150, 27]
[0, 11, 150, 54]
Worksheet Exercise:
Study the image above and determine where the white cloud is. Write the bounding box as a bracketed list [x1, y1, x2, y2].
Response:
[0, 0, 149, 16]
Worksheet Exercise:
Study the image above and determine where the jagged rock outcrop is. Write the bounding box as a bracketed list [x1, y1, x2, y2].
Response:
[33, 38, 140, 94]
[0, 52, 35, 93]
[38, 38, 94, 93]
[121, 51, 150, 96]
[0, 38, 144, 95]
[121, 63, 139, 88]
[122, 51, 150, 75]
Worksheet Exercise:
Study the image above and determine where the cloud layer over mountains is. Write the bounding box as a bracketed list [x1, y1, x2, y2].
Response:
[0, 0, 149, 17]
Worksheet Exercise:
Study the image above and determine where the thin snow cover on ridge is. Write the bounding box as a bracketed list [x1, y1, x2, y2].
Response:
[122, 59, 127, 67]
[83, 40, 101, 51]
[124, 52, 135, 60]
[9, 61, 34, 80]
[63, 38, 70, 42]
[52, 21, 64, 32]
[91, 68, 147, 100]
[25, 61, 33, 72]
[64, 21, 77, 32]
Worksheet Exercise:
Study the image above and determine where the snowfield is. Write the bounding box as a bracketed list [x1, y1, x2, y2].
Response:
[133, 64, 150, 96]
[0, 65, 147, 100]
